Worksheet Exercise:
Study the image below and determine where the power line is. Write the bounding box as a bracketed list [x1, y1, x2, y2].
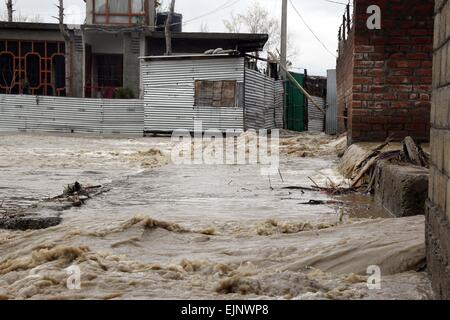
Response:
[150, 0, 241, 29]
[288, 0, 337, 58]
[182, 0, 240, 26]
[322, 0, 353, 7]
[10, 0, 241, 29]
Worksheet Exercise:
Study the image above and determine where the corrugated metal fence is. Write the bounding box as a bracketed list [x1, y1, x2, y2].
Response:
[142, 57, 245, 132]
[0, 57, 285, 136]
[0, 95, 144, 135]
[274, 81, 284, 129]
[326, 69, 338, 135]
[245, 69, 283, 131]
[308, 96, 326, 132]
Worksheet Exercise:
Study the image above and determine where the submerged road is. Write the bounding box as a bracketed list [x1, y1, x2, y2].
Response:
[0, 132, 432, 300]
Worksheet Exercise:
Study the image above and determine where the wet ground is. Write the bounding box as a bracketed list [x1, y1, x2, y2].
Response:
[0, 132, 432, 300]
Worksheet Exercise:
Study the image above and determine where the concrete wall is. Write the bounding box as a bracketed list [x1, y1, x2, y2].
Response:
[69, 29, 84, 98]
[337, 0, 435, 143]
[375, 161, 429, 217]
[427, 0, 450, 300]
[123, 32, 141, 97]
[85, 32, 124, 54]
[0, 28, 63, 41]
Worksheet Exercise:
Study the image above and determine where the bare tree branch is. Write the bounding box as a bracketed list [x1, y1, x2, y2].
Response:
[223, 1, 298, 64]
[200, 22, 209, 33]
[57, 0, 71, 42]
[223, 12, 242, 33]
[6, 0, 13, 22]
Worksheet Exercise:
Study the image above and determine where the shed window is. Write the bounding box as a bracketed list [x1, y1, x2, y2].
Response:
[194, 80, 237, 108]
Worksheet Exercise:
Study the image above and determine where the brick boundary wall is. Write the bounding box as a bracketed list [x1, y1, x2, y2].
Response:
[337, 0, 435, 143]
[427, 0, 450, 299]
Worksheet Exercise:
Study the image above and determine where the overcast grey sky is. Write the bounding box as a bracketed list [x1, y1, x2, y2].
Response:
[1, 0, 346, 75]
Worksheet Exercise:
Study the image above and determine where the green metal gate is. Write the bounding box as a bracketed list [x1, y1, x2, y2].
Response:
[285, 72, 306, 132]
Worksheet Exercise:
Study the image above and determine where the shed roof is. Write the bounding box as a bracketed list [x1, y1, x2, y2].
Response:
[0, 22, 62, 31]
[145, 31, 268, 53]
[81, 25, 268, 52]
[0, 21, 81, 31]
[140, 53, 242, 61]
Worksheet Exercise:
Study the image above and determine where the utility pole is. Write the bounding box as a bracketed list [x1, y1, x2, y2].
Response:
[280, 0, 288, 79]
[165, 0, 176, 55]
[6, 0, 13, 22]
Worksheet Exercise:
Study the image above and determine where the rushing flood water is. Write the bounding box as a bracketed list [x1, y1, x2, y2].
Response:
[0, 132, 432, 300]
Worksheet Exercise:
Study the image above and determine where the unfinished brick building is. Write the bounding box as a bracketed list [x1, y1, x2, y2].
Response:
[428, 0, 450, 300]
[336, 0, 435, 143]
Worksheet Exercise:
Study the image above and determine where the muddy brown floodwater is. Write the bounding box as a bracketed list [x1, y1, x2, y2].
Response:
[0, 132, 433, 300]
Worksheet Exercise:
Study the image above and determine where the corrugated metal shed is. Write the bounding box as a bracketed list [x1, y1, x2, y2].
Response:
[0, 95, 144, 135]
[308, 96, 325, 132]
[244, 69, 279, 130]
[142, 55, 245, 132]
[326, 69, 338, 135]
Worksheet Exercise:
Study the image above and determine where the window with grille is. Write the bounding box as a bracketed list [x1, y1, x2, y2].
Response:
[0, 40, 66, 96]
[194, 80, 238, 108]
[93, 0, 146, 25]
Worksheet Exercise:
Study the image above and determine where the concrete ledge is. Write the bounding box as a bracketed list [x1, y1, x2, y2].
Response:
[426, 201, 450, 299]
[374, 161, 429, 217]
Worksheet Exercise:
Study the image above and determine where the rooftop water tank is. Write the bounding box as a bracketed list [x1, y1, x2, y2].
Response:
[156, 12, 183, 32]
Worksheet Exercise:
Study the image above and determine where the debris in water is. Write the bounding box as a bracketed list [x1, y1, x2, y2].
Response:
[299, 200, 345, 206]
[282, 178, 355, 196]
[401, 136, 430, 168]
[342, 136, 430, 192]
[0, 182, 108, 231]
[54, 181, 107, 206]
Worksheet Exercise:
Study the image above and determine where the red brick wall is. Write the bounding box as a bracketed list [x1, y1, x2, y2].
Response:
[337, 0, 435, 143]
